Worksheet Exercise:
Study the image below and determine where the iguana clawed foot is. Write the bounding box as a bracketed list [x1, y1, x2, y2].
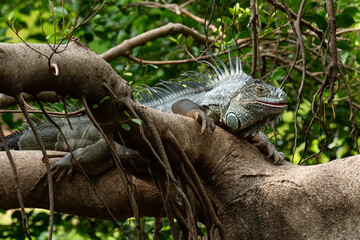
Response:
[186, 109, 216, 134]
[250, 132, 285, 164]
[30, 165, 71, 191]
[172, 99, 215, 134]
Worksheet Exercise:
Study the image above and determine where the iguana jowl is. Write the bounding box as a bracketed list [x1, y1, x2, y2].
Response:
[0, 52, 288, 175]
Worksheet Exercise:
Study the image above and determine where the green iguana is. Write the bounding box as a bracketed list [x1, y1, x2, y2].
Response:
[0, 51, 288, 175]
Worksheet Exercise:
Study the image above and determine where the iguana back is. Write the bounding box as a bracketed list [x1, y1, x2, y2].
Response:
[0, 52, 288, 167]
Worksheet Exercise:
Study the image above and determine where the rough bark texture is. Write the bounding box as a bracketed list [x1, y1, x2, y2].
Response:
[0, 42, 125, 102]
[1, 109, 360, 239]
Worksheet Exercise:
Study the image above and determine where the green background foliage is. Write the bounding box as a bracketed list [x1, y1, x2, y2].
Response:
[0, 0, 359, 238]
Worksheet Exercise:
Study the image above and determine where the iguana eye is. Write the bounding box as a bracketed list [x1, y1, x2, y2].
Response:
[255, 86, 264, 93]
[226, 112, 241, 130]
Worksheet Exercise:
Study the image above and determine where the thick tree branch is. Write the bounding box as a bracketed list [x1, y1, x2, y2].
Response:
[0, 151, 163, 220]
[125, 54, 209, 65]
[1, 133, 360, 239]
[100, 23, 214, 63]
[0, 42, 120, 101]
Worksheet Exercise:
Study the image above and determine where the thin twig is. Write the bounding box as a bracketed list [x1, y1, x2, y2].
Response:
[15, 95, 54, 240]
[324, 0, 338, 101]
[291, 0, 307, 163]
[298, 82, 329, 165]
[81, 96, 142, 239]
[338, 65, 359, 153]
[267, 0, 324, 40]
[250, 0, 259, 77]
[164, 130, 225, 240]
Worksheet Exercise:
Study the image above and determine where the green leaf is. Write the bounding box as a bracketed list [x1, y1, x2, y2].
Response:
[343, 7, 358, 17]
[262, 28, 274, 35]
[2, 113, 14, 129]
[65, 19, 74, 30]
[237, 30, 251, 39]
[304, 14, 327, 32]
[271, 69, 286, 80]
[169, 37, 178, 44]
[336, 40, 351, 50]
[341, 51, 349, 64]
[176, 33, 183, 42]
[99, 95, 110, 104]
[336, 14, 355, 28]
[131, 118, 142, 125]
[121, 123, 130, 131]
[229, 7, 235, 16]
[13, 22, 23, 33]
[123, 72, 132, 76]
[356, 50, 360, 65]
[124, 110, 130, 117]
[185, 36, 194, 48]
[8, 12, 14, 20]
[214, 41, 222, 48]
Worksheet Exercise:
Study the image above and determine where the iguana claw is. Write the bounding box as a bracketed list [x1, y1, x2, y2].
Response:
[250, 132, 285, 165]
[172, 99, 216, 134]
[188, 109, 216, 134]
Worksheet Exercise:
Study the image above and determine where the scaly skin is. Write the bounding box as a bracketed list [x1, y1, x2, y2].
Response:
[1, 52, 288, 174]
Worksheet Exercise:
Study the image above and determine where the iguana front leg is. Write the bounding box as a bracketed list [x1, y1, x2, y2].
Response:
[171, 99, 216, 134]
[250, 131, 285, 164]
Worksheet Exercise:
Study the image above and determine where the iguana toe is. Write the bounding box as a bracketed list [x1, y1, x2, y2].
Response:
[188, 109, 215, 134]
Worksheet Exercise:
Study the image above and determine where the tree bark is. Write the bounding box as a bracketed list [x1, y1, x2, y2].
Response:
[1, 110, 360, 239]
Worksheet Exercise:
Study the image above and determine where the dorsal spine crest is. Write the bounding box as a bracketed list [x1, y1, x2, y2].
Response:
[135, 51, 245, 109]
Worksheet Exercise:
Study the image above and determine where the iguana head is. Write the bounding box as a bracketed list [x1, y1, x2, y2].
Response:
[189, 51, 289, 137]
[223, 78, 288, 136]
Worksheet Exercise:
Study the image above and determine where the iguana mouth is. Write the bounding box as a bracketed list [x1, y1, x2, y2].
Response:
[253, 100, 288, 107]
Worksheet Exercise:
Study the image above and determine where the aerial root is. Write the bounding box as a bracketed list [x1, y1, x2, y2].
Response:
[81, 95, 142, 239]
[124, 100, 200, 238]
[15, 94, 55, 239]
[153, 218, 163, 240]
[164, 130, 225, 240]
